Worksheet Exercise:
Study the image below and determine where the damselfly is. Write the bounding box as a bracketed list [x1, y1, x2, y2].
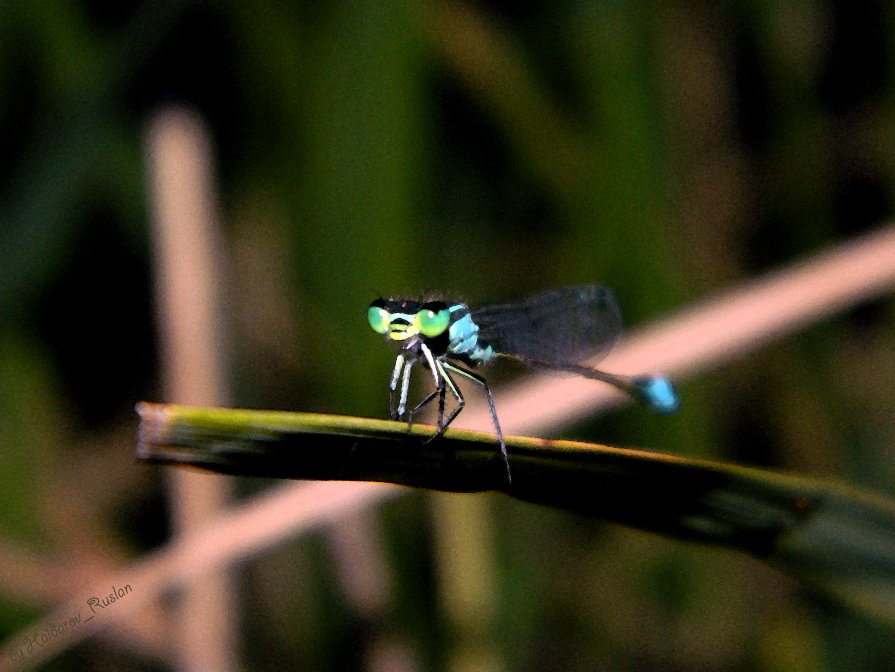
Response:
[367, 285, 678, 483]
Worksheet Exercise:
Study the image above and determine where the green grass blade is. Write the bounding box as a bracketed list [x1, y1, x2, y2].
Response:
[136, 402, 895, 623]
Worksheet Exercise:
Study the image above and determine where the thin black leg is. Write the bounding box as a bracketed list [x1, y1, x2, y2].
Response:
[428, 360, 465, 440]
[407, 387, 439, 428]
[437, 384, 447, 430]
[440, 361, 511, 485]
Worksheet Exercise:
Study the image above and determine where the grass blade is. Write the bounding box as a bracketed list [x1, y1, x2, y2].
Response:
[136, 402, 895, 622]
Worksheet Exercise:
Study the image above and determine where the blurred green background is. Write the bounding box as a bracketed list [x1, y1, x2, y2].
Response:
[3, 1, 895, 670]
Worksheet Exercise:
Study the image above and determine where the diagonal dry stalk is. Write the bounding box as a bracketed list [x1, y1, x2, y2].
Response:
[461, 223, 895, 437]
[3, 223, 895, 670]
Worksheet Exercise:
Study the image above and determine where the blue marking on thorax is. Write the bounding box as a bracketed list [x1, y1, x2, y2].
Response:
[447, 306, 495, 364]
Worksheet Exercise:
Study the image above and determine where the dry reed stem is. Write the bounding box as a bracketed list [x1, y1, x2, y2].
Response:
[146, 107, 237, 672]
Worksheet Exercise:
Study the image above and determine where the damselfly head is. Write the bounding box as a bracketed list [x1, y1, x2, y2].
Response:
[367, 298, 452, 341]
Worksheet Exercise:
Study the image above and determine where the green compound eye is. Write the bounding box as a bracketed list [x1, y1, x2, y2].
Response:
[367, 300, 390, 334]
[415, 302, 450, 337]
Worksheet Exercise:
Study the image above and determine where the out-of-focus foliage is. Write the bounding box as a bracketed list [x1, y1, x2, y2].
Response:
[2, 1, 895, 670]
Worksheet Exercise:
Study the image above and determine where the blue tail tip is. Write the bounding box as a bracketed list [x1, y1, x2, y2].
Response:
[632, 375, 679, 413]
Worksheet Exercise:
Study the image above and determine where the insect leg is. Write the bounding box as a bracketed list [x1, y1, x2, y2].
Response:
[396, 357, 415, 419]
[406, 358, 463, 437]
[406, 342, 445, 427]
[389, 355, 405, 419]
[440, 361, 511, 484]
[407, 386, 439, 427]
[419, 342, 450, 429]
[430, 360, 465, 437]
[437, 383, 447, 430]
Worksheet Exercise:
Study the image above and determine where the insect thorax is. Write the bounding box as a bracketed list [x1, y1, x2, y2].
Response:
[447, 307, 495, 366]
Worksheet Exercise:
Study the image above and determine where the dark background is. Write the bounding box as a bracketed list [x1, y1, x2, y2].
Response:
[2, 1, 895, 670]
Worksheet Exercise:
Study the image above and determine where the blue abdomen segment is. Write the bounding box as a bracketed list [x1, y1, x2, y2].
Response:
[448, 309, 495, 365]
[630, 375, 679, 413]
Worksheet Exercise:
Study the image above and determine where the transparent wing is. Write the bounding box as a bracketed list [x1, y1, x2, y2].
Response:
[471, 285, 623, 365]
